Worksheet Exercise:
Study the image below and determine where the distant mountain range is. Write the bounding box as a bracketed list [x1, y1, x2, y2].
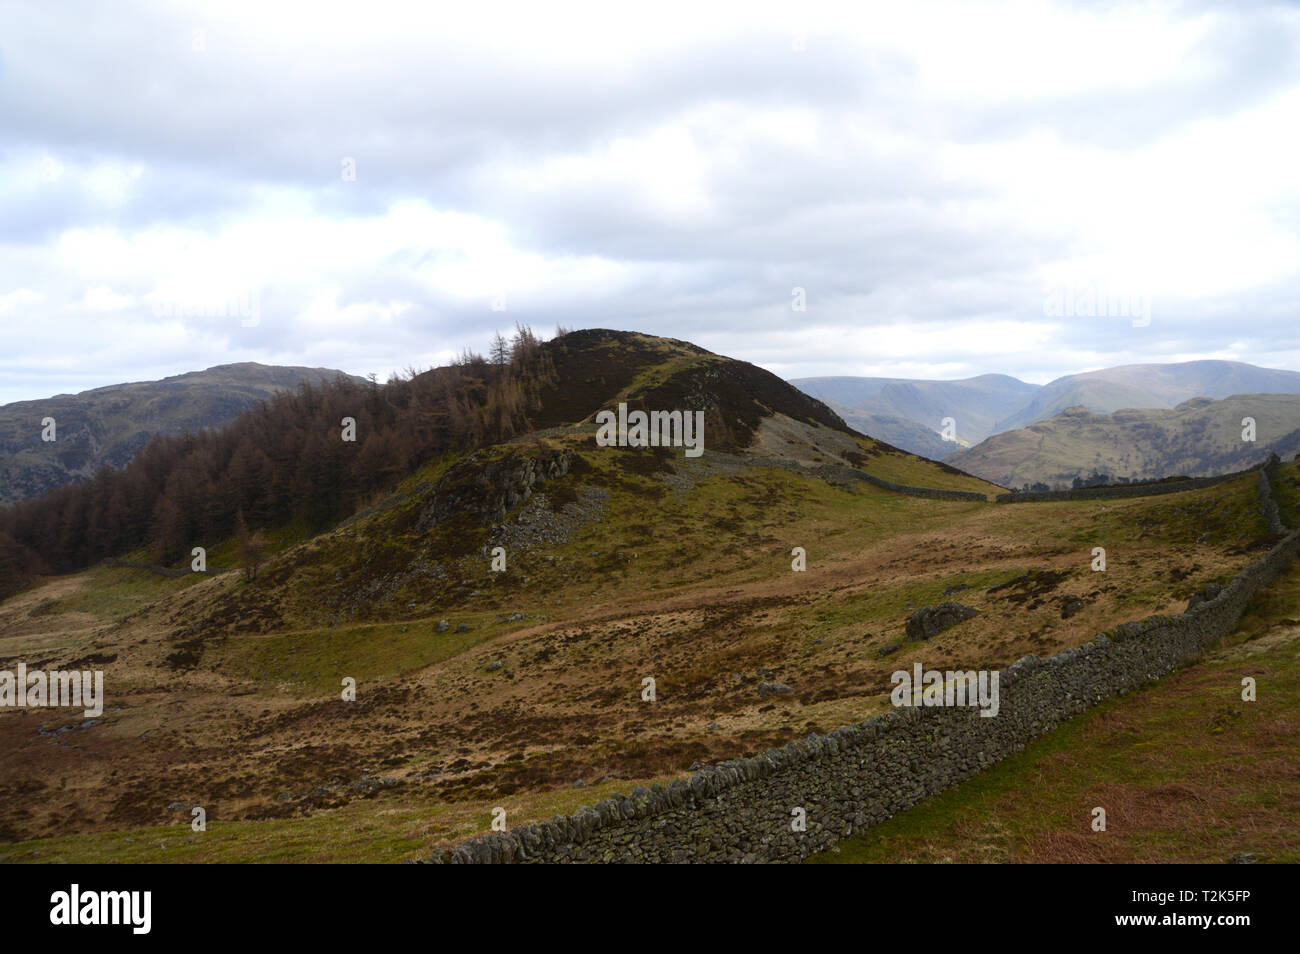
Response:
[792, 360, 1300, 462]
[947, 394, 1300, 489]
[0, 329, 996, 585]
[793, 374, 1037, 454]
[0, 363, 359, 505]
[7, 355, 1297, 509]
[994, 360, 1300, 432]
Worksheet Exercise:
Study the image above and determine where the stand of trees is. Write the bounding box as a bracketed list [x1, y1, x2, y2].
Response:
[0, 326, 557, 587]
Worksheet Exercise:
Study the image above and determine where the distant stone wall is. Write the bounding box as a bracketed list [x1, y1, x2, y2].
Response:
[425, 464, 1294, 864]
[814, 464, 989, 502]
[993, 469, 1254, 503]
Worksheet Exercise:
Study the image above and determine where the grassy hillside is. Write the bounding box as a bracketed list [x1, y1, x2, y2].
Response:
[949, 394, 1300, 488]
[0, 457, 1266, 858]
[812, 555, 1300, 864]
[0, 332, 1278, 863]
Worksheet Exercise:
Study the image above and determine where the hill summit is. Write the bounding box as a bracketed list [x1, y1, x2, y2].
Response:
[0, 328, 995, 601]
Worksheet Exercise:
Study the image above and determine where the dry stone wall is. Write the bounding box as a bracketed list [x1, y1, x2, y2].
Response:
[1258, 455, 1285, 534]
[425, 465, 1295, 864]
[994, 468, 1254, 503]
[812, 463, 989, 502]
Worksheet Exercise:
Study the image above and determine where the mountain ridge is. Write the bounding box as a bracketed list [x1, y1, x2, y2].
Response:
[994, 359, 1300, 432]
[792, 373, 1039, 454]
[948, 392, 1300, 488]
[793, 359, 1300, 461]
[0, 329, 997, 599]
[0, 362, 364, 505]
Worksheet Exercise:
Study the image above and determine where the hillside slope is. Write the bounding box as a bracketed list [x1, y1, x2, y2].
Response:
[163, 329, 1000, 634]
[949, 393, 1300, 488]
[0, 330, 1057, 854]
[0, 329, 997, 596]
[0, 441, 1265, 857]
[817, 400, 954, 462]
[0, 363, 361, 504]
[534, 330, 855, 451]
[815, 554, 1300, 863]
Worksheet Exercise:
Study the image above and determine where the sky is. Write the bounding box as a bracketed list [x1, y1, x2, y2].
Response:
[1, 0, 1299, 403]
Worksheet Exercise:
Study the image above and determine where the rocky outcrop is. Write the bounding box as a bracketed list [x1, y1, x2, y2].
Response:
[905, 602, 978, 640]
[418, 448, 575, 530]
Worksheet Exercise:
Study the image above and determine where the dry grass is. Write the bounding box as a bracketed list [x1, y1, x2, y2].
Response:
[0, 455, 1272, 861]
[813, 574, 1300, 865]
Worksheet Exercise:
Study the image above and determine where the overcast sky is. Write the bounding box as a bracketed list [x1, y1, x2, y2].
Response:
[2, 0, 1298, 403]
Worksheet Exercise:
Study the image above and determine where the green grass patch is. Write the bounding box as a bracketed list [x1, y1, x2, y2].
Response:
[46, 566, 205, 622]
[1066, 476, 1266, 549]
[216, 616, 498, 695]
[0, 776, 677, 864]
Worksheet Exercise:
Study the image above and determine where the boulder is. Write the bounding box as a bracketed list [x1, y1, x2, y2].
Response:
[905, 602, 978, 640]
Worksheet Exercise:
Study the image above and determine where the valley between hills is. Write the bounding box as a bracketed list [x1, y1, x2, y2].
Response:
[0, 330, 1296, 863]
[795, 361, 1300, 488]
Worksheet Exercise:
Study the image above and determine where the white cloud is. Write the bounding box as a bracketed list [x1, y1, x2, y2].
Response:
[0, 0, 1297, 403]
[80, 283, 134, 311]
[0, 289, 44, 313]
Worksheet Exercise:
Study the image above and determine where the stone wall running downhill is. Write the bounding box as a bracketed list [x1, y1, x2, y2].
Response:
[424, 463, 1295, 864]
[1259, 455, 1285, 535]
